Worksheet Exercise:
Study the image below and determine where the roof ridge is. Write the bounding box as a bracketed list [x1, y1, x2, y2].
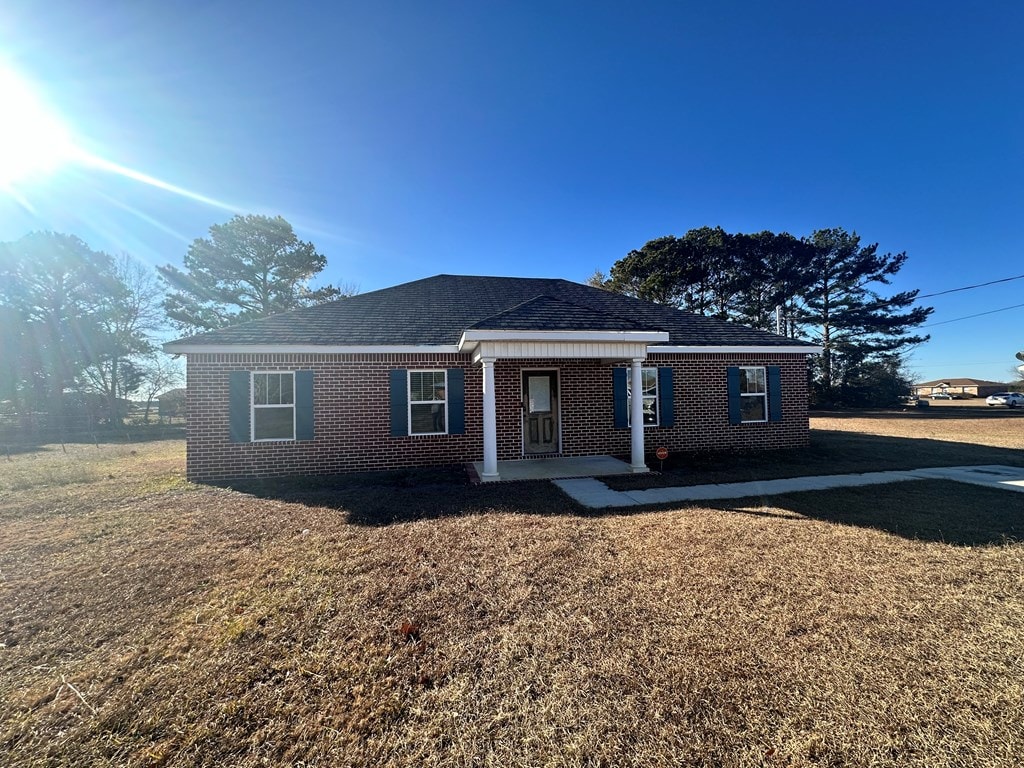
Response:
[471, 293, 553, 320]
[468, 293, 650, 330]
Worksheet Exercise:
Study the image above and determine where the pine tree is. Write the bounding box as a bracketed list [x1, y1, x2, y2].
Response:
[793, 228, 932, 402]
[0, 232, 118, 426]
[158, 214, 344, 334]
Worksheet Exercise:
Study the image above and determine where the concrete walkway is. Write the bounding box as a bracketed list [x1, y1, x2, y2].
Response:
[553, 465, 1024, 509]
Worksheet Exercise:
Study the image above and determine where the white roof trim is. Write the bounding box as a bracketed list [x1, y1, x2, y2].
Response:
[648, 345, 823, 354]
[162, 343, 463, 355]
[162, 340, 820, 356]
[458, 329, 669, 350]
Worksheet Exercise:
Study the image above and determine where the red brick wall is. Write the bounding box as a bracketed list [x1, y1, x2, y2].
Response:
[185, 353, 481, 482]
[493, 354, 809, 459]
[656, 353, 810, 453]
[184, 352, 810, 481]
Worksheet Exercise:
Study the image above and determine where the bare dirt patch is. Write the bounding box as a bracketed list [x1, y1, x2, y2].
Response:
[1, 438, 1023, 767]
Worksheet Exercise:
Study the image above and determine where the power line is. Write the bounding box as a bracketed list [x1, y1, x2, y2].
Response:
[921, 302, 1024, 328]
[917, 272, 1024, 299]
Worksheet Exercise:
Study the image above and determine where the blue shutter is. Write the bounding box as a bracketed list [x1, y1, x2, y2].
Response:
[389, 369, 408, 436]
[727, 366, 742, 425]
[767, 365, 783, 422]
[447, 368, 465, 434]
[295, 370, 314, 440]
[613, 367, 628, 429]
[658, 367, 674, 428]
[229, 371, 250, 442]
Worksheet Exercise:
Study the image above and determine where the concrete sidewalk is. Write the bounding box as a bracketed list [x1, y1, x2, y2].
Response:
[553, 465, 1024, 509]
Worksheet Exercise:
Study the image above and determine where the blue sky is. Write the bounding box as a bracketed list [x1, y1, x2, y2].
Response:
[1, 2, 1022, 382]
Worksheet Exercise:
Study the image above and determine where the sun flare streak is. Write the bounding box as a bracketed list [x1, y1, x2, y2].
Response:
[75, 150, 240, 213]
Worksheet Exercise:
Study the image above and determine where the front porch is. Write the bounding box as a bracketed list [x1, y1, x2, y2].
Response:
[469, 455, 633, 483]
[459, 326, 671, 482]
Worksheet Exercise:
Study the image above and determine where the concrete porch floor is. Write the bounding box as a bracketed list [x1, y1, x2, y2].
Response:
[470, 455, 636, 482]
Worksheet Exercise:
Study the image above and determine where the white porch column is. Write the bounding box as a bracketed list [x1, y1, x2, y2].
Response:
[629, 357, 648, 473]
[481, 356, 499, 479]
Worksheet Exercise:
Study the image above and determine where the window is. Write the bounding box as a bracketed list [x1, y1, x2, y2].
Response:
[389, 368, 465, 437]
[626, 367, 659, 426]
[252, 372, 295, 440]
[229, 370, 313, 444]
[613, 367, 674, 429]
[409, 370, 447, 435]
[739, 366, 767, 423]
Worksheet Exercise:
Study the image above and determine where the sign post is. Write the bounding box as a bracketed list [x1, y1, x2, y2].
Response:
[655, 446, 668, 472]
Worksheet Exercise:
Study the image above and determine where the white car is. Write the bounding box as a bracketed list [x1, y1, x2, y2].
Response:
[986, 392, 1024, 408]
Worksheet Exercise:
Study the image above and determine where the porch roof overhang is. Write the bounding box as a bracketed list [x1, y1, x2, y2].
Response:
[457, 329, 671, 363]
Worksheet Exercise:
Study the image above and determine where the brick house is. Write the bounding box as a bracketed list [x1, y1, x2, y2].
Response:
[164, 275, 821, 482]
[911, 378, 1006, 399]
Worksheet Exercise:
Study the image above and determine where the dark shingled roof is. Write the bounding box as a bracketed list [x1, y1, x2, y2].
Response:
[167, 274, 817, 349]
[468, 295, 651, 331]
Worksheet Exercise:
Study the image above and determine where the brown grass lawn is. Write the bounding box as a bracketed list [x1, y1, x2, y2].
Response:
[813, 401, 1024, 450]
[1, 416, 1023, 767]
[608, 403, 1024, 490]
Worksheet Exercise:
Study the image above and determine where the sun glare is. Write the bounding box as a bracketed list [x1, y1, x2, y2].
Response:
[0, 63, 239, 213]
[0, 66, 76, 188]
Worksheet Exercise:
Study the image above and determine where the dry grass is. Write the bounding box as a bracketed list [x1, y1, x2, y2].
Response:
[0, 441, 186, 495]
[2, 432, 1024, 767]
[813, 404, 1024, 449]
[609, 405, 1024, 490]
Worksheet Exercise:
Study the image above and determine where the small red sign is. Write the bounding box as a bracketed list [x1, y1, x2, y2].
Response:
[655, 447, 669, 460]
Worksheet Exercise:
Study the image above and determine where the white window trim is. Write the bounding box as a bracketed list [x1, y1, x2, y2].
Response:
[251, 371, 297, 442]
[408, 369, 448, 436]
[739, 366, 768, 424]
[626, 366, 660, 428]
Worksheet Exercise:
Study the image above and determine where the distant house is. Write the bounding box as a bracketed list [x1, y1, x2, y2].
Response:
[912, 378, 1006, 398]
[158, 388, 186, 420]
[165, 274, 821, 483]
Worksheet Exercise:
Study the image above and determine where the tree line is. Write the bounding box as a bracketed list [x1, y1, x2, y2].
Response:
[2, 214, 933, 430]
[592, 226, 933, 405]
[0, 214, 345, 432]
